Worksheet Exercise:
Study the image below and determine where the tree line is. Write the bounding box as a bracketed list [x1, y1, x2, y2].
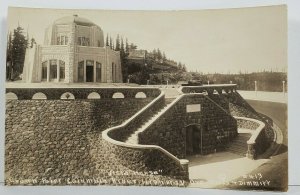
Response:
[6, 26, 35, 81]
[106, 34, 187, 84]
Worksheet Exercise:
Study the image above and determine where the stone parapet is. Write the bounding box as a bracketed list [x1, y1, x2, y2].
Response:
[234, 116, 270, 159]
[102, 91, 190, 181]
[6, 87, 161, 100]
[180, 84, 237, 95]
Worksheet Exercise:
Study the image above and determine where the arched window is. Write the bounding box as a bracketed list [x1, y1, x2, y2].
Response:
[78, 61, 84, 82]
[6, 92, 18, 100]
[135, 92, 147, 98]
[60, 92, 75, 100]
[86, 60, 94, 82]
[78, 37, 90, 46]
[112, 92, 124, 99]
[87, 92, 101, 99]
[57, 35, 68, 45]
[50, 59, 57, 80]
[59, 60, 65, 80]
[32, 92, 47, 100]
[42, 61, 48, 80]
[96, 62, 101, 82]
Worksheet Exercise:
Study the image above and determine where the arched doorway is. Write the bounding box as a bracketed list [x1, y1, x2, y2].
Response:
[186, 124, 202, 156]
[86, 60, 94, 82]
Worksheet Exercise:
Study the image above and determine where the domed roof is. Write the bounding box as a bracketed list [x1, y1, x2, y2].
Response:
[54, 15, 96, 26]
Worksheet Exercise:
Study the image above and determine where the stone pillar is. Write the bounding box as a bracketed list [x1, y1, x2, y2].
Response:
[93, 60, 96, 82]
[84, 60, 86, 82]
[207, 89, 214, 96]
[180, 159, 189, 180]
[57, 61, 60, 82]
[246, 143, 255, 160]
[112, 63, 114, 83]
[47, 60, 50, 82]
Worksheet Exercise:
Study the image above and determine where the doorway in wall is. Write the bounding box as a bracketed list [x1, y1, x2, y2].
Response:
[86, 65, 94, 82]
[186, 124, 202, 155]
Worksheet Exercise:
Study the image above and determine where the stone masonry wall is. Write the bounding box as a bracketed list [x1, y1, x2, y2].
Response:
[5, 98, 157, 185]
[225, 92, 274, 152]
[139, 94, 237, 158]
[236, 118, 260, 130]
[102, 140, 188, 181]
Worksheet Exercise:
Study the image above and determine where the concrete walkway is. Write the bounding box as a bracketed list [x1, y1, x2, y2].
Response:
[238, 90, 287, 104]
[188, 152, 269, 188]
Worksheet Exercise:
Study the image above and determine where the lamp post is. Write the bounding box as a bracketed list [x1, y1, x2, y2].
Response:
[282, 81, 285, 95]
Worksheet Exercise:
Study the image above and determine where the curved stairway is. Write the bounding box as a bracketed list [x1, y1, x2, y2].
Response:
[227, 133, 251, 156]
[125, 98, 175, 144]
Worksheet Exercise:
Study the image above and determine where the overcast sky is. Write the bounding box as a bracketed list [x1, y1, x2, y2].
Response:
[7, 5, 287, 73]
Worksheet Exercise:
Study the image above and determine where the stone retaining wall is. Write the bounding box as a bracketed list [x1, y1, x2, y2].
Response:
[235, 117, 270, 159]
[138, 94, 238, 158]
[5, 98, 156, 185]
[224, 92, 275, 158]
[103, 92, 189, 182]
[236, 118, 260, 130]
[102, 140, 188, 181]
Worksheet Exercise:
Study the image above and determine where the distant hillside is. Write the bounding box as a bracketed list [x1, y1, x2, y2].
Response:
[124, 48, 187, 84]
[188, 72, 287, 92]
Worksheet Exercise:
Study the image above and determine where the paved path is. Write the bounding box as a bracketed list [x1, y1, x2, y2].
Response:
[188, 152, 269, 188]
[187, 98, 287, 190]
[238, 90, 287, 104]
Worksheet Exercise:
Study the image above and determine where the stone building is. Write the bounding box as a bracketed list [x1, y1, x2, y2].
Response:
[23, 15, 122, 83]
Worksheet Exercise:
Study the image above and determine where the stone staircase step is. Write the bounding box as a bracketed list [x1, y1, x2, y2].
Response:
[226, 133, 251, 156]
[124, 101, 173, 144]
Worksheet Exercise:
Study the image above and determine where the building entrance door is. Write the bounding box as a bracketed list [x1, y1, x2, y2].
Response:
[86, 65, 94, 82]
[186, 125, 202, 155]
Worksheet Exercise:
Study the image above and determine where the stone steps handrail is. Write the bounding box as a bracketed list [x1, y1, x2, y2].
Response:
[102, 90, 189, 167]
[233, 116, 266, 159]
[203, 95, 236, 120]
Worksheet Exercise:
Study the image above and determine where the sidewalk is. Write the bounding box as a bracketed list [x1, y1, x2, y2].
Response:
[188, 152, 269, 188]
[238, 90, 287, 104]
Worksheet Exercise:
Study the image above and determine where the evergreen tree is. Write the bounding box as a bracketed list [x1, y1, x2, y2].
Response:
[109, 37, 113, 49]
[157, 48, 162, 60]
[6, 32, 13, 80]
[152, 49, 157, 59]
[106, 34, 109, 46]
[30, 38, 36, 48]
[125, 38, 129, 54]
[182, 64, 187, 72]
[162, 52, 167, 61]
[115, 34, 120, 51]
[11, 26, 28, 80]
[120, 36, 125, 58]
[129, 43, 137, 50]
[178, 62, 182, 70]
